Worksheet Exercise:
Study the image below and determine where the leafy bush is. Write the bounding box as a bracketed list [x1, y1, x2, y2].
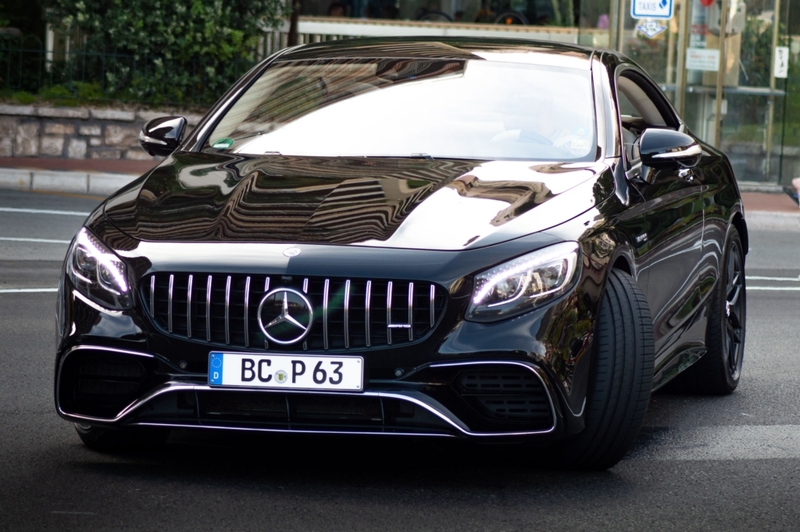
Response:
[43, 0, 288, 105]
[10, 90, 37, 104]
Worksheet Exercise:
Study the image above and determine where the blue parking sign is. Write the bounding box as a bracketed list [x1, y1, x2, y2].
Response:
[632, 0, 673, 20]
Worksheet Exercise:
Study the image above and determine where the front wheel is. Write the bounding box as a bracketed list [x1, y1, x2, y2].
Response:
[553, 269, 654, 470]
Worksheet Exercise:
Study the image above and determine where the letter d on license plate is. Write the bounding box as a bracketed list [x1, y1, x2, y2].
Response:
[208, 352, 363, 391]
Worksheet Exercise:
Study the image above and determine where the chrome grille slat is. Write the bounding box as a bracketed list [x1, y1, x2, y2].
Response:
[386, 281, 393, 346]
[149, 276, 155, 318]
[365, 280, 372, 347]
[243, 276, 250, 347]
[407, 282, 414, 342]
[429, 284, 435, 328]
[344, 279, 351, 349]
[224, 275, 232, 345]
[187, 275, 193, 338]
[263, 277, 270, 350]
[205, 275, 212, 342]
[323, 279, 330, 350]
[145, 274, 446, 351]
[167, 274, 174, 333]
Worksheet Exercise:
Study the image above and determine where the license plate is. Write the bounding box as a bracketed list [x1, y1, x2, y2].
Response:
[208, 352, 363, 392]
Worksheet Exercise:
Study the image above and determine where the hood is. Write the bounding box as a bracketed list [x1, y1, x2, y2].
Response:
[103, 152, 610, 251]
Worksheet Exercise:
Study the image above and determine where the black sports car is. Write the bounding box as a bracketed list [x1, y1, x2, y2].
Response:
[55, 38, 747, 470]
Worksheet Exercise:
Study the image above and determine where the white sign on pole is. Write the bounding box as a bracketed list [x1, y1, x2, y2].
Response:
[631, 0, 674, 20]
[686, 48, 720, 72]
[637, 20, 668, 38]
[774, 46, 789, 79]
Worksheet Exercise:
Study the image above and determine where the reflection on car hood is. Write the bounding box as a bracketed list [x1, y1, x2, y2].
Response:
[103, 152, 609, 251]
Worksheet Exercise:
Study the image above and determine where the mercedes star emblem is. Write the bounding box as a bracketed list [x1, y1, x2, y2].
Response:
[257, 288, 314, 345]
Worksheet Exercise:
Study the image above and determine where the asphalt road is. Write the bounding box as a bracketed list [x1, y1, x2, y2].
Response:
[1, 189, 799, 531]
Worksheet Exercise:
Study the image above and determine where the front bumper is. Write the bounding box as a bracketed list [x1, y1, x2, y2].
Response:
[55, 261, 596, 442]
[56, 344, 563, 439]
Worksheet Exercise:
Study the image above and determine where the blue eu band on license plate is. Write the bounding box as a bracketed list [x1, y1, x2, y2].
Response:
[208, 352, 364, 391]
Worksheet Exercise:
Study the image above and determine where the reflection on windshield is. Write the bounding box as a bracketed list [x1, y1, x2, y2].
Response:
[207, 57, 596, 161]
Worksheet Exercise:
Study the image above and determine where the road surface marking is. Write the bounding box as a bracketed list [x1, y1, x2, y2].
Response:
[0, 288, 59, 293]
[0, 236, 71, 244]
[0, 207, 90, 217]
[746, 275, 799, 282]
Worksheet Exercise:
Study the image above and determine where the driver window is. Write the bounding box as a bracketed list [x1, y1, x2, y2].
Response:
[617, 72, 678, 166]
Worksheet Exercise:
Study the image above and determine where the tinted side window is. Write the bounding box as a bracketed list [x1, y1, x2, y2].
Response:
[617, 70, 679, 164]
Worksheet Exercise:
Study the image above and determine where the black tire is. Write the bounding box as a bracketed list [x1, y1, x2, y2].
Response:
[669, 229, 746, 395]
[74, 423, 170, 451]
[554, 269, 654, 470]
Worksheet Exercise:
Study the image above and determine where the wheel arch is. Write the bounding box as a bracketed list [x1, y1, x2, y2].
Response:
[732, 210, 749, 256]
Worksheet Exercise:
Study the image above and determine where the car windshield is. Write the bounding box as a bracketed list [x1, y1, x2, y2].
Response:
[205, 57, 597, 161]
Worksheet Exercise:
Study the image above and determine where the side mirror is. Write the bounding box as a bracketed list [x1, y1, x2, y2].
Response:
[636, 129, 702, 184]
[138, 116, 187, 157]
[639, 129, 702, 169]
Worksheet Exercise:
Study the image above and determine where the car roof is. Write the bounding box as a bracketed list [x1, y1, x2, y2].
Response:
[277, 37, 596, 67]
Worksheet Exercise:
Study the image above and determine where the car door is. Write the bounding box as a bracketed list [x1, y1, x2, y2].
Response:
[616, 69, 707, 381]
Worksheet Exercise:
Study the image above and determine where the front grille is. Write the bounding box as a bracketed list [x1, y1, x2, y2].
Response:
[455, 368, 552, 424]
[142, 273, 447, 351]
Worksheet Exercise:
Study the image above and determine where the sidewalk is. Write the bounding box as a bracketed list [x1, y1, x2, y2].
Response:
[0, 157, 798, 231]
[0, 157, 157, 197]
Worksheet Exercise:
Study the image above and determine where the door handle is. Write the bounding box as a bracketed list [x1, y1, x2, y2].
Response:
[679, 168, 695, 183]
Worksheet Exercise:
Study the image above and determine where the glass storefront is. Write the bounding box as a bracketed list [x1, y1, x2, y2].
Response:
[587, 0, 794, 185]
[292, 0, 797, 186]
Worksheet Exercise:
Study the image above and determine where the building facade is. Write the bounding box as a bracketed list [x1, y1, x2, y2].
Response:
[284, 0, 797, 186]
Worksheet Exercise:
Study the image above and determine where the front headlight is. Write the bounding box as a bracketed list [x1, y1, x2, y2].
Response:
[67, 228, 132, 310]
[466, 242, 580, 322]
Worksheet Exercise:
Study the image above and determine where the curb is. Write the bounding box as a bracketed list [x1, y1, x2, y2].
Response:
[737, 181, 784, 194]
[0, 168, 138, 197]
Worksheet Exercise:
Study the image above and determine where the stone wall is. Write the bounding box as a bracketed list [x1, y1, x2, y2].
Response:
[0, 104, 204, 161]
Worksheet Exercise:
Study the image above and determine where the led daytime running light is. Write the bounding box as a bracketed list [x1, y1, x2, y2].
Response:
[467, 242, 580, 322]
[473, 243, 577, 307]
[75, 229, 129, 294]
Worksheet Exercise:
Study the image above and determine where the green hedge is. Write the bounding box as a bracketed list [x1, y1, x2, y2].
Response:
[42, 0, 288, 105]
